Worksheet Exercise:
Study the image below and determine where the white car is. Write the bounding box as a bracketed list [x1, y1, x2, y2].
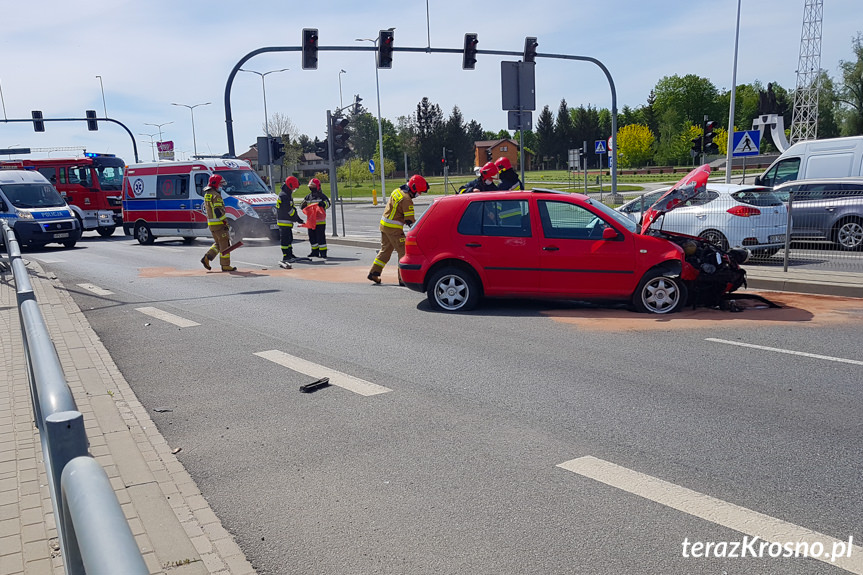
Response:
[618, 184, 789, 258]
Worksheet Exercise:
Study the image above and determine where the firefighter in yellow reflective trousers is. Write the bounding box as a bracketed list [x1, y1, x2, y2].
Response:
[367, 174, 429, 285]
[200, 174, 237, 272]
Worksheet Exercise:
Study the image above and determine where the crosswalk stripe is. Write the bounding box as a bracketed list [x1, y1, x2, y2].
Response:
[254, 349, 392, 396]
[135, 306, 200, 327]
[77, 283, 114, 296]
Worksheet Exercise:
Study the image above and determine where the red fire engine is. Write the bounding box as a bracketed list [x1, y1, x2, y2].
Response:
[0, 153, 125, 236]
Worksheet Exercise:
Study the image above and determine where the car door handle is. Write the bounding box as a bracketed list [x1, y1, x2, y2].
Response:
[543, 246, 559, 251]
[179, 204, 186, 209]
[465, 243, 482, 248]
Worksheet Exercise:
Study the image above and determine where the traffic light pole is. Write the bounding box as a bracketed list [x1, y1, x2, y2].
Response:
[326, 110, 339, 237]
[1, 117, 140, 163]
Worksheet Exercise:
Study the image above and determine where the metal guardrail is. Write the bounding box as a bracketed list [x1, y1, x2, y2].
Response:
[1, 219, 148, 575]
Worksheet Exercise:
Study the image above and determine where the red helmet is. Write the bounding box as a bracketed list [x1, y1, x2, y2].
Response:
[207, 174, 223, 188]
[308, 177, 321, 190]
[494, 157, 512, 172]
[407, 174, 429, 194]
[284, 176, 299, 190]
[480, 162, 499, 181]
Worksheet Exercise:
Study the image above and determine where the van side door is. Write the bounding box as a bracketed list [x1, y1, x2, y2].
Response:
[155, 174, 191, 225]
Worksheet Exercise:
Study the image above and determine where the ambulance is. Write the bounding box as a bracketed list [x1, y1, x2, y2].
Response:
[121, 158, 278, 244]
[0, 169, 82, 249]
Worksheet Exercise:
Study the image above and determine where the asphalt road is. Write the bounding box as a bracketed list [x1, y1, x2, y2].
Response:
[22, 223, 863, 575]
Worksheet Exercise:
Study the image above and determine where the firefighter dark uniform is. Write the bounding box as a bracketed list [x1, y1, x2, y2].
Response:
[200, 175, 236, 272]
[368, 175, 429, 285]
[300, 178, 331, 258]
[458, 161, 498, 193]
[277, 177, 304, 262]
[495, 157, 523, 190]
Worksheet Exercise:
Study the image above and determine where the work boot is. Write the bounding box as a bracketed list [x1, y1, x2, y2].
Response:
[200, 256, 211, 270]
[367, 271, 381, 284]
[307, 249, 320, 258]
[319, 251, 327, 259]
[221, 266, 237, 272]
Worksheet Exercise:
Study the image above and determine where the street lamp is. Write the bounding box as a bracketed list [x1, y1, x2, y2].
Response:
[171, 102, 211, 158]
[139, 133, 157, 162]
[356, 29, 394, 200]
[239, 68, 289, 191]
[338, 69, 347, 109]
[144, 121, 174, 160]
[95, 76, 108, 118]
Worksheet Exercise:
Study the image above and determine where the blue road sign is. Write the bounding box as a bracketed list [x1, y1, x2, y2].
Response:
[732, 130, 761, 157]
[595, 140, 607, 154]
[369, 159, 375, 174]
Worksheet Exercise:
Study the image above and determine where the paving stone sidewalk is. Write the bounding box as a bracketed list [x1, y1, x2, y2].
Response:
[0, 260, 257, 575]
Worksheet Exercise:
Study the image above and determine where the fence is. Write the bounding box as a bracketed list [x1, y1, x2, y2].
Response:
[1, 219, 148, 575]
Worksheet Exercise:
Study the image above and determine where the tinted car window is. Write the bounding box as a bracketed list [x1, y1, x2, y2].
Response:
[156, 175, 190, 200]
[685, 189, 719, 206]
[730, 189, 783, 206]
[457, 199, 530, 237]
[841, 183, 863, 195]
[621, 191, 663, 213]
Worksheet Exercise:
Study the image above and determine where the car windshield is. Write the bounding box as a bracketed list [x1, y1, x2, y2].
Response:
[585, 197, 637, 233]
[1, 183, 67, 208]
[220, 170, 270, 196]
[95, 166, 124, 191]
[729, 188, 783, 206]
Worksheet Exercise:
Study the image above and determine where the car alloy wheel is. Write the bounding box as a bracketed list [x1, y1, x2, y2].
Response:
[698, 230, 729, 251]
[427, 266, 480, 312]
[135, 222, 155, 245]
[835, 219, 863, 251]
[634, 269, 687, 314]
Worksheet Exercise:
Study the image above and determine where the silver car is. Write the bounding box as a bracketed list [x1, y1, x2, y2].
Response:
[772, 179, 863, 251]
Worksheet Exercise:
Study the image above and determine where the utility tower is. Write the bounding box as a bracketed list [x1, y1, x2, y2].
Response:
[790, 0, 824, 143]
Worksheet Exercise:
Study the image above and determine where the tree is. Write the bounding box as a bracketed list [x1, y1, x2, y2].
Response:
[838, 32, 863, 135]
[396, 115, 418, 173]
[616, 124, 654, 168]
[553, 99, 573, 168]
[351, 112, 382, 161]
[445, 106, 472, 175]
[535, 105, 555, 169]
[266, 112, 301, 175]
[653, 74, 721, 128]
[816, 71, 841, 139]
[415, 98, 445, 174]
[654, 108, 690, 166]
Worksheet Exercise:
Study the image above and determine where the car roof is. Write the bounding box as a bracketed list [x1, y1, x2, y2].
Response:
[0, 169, 51, 184]
[441, 189, 590, 201]
[773, 178, 863, 188]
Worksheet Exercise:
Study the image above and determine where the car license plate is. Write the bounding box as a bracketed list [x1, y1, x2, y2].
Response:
[54, 233, 69, 239]
[769, 234, 786, 243]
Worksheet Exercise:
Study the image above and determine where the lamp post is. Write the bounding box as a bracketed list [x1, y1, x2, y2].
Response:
[356, 31, 394, 201]
[725, 0, 742, 184]
[139, 133, 157, 162]
[239, 68, 289, 191]
[338, 69, 347, 109]
[171, 102, 211, 158]
[95, 75, 107, 118]
[144, 121, 174, 160]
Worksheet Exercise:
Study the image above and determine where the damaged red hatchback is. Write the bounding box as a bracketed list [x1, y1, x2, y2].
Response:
[399, 167, 747, 314]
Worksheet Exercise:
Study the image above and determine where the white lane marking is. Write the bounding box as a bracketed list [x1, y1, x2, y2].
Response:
[558, 456, 863, 573]
[77, 283, 114, 296]
[33, 258, 63, 264]
[254, 350, 392, 396]
[135, 307, 200, 328]
[706, 338, 863, 366]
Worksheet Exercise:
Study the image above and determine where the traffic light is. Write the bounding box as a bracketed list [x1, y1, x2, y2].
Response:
[270, 137, 285, 163]
[691, 135, 703, 157]
[463, 33, 478, 70]
[86, 110, 98, 131]
[703, 120, 719, 155]
[315, 140, 329, 161]
[257, 136, 271, 165]
[302, 28, 319, 70]
[331, 116, 351, 160]
[523, 36, 538, 63]
[31, 110, 45, 132]
[353, 94, 363, 115]
[378, 29, 394, 69]
[485, 148, 492, 162]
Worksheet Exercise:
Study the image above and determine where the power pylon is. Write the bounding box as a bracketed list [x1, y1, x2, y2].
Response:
[790, 0, 824, 143]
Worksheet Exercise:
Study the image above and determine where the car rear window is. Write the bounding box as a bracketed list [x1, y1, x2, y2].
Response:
[457, 199, 531, 237]
[729, 189, 783, 207]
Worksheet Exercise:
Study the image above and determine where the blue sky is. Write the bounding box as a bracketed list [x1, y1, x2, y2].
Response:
[1, 0, 860, 163]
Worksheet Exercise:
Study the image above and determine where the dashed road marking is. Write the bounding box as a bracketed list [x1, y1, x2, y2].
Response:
[706, 338, 863, 366]
[254, 350, 392, 396]
[77, 283, 114, 296]
[558, 456, 863, 573]
[135, 306, 200, 327]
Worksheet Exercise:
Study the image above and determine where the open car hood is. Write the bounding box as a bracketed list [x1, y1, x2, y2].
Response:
[640, 164, 711, 234]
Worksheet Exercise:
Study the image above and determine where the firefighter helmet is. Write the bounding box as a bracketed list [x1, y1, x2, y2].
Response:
[494, 157, 512, 172]
[407, 175, 429, 194]
[480, 162, 498, 181]
[284, 176, 299, 190]
[207, 174, 223, 188]
[309, 177, 321, 190]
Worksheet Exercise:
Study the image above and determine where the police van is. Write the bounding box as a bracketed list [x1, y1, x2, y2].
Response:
[0, 169, 82, 249]
[122, 158, 278, 244]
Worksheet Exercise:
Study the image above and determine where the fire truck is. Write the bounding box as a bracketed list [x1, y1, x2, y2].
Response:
[0, 153, 125, 236]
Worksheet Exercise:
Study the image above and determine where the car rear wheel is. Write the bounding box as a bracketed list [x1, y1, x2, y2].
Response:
[96, 226, 116, 238]
[834, 218, 863, 251]
[134, 222, 155, 245]
[699, 230, 729, 251]
[633, 269, 687, 314]
[182, 236, 196, 245]
[427, 266, 480, 312]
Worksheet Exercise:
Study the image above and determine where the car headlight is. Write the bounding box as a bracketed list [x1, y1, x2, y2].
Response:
[15, 209, 34, 220]
[237, 201, 257, 217]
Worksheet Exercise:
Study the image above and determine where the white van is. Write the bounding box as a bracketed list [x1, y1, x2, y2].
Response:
[0, 169, 82, 248]
[755, 136, 863, 188]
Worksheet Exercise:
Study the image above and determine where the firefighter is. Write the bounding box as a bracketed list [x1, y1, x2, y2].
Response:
[458, 161, 498, 193]
[200, 174, 236, 272]
[368, 174, 429, 285]
[494, 156, 523, 190]
[276, 176, 305, 263]
[300, 178, 331, 258]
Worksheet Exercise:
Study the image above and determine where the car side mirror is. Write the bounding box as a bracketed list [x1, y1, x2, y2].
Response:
[602, 227, 619, 240]
[753, 175, 763, 186]
[0, 201, 7, 212]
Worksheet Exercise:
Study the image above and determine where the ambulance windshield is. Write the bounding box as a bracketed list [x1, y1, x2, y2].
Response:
[220, 170, 270, 196]
[1, 183, 67, 208]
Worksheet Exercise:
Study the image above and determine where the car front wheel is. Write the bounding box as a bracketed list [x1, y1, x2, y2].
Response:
[134, 222, 155, 245]
[834, 218, 863, 251]
[427, 266, 480, 312]
[633, 269, 687, 314]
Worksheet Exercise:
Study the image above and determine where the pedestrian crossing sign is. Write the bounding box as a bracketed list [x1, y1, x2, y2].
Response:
[732, 130, 761, 157]
[595, 140, 606, 154]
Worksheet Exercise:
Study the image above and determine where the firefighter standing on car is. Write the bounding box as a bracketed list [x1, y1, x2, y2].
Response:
[459, 161, 498, 193]
[200, 174, 236, 272]
[276, 176, 304, 263]
[368, 174, 429, 285]
[494, 157, 523, 190]
[300, 178, 331, 258]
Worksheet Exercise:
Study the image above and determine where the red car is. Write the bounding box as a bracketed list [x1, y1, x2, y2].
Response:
[399, 188, 745, 314]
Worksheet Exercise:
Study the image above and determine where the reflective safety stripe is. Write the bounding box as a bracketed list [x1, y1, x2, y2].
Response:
[499, 208, 521, 220]
[373, 258, 387, 267]
[380, 217, 403, 228]
[277, 221, 294, 227]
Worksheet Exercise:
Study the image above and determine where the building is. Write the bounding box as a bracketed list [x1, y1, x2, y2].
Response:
[473, 138, 532, 171]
